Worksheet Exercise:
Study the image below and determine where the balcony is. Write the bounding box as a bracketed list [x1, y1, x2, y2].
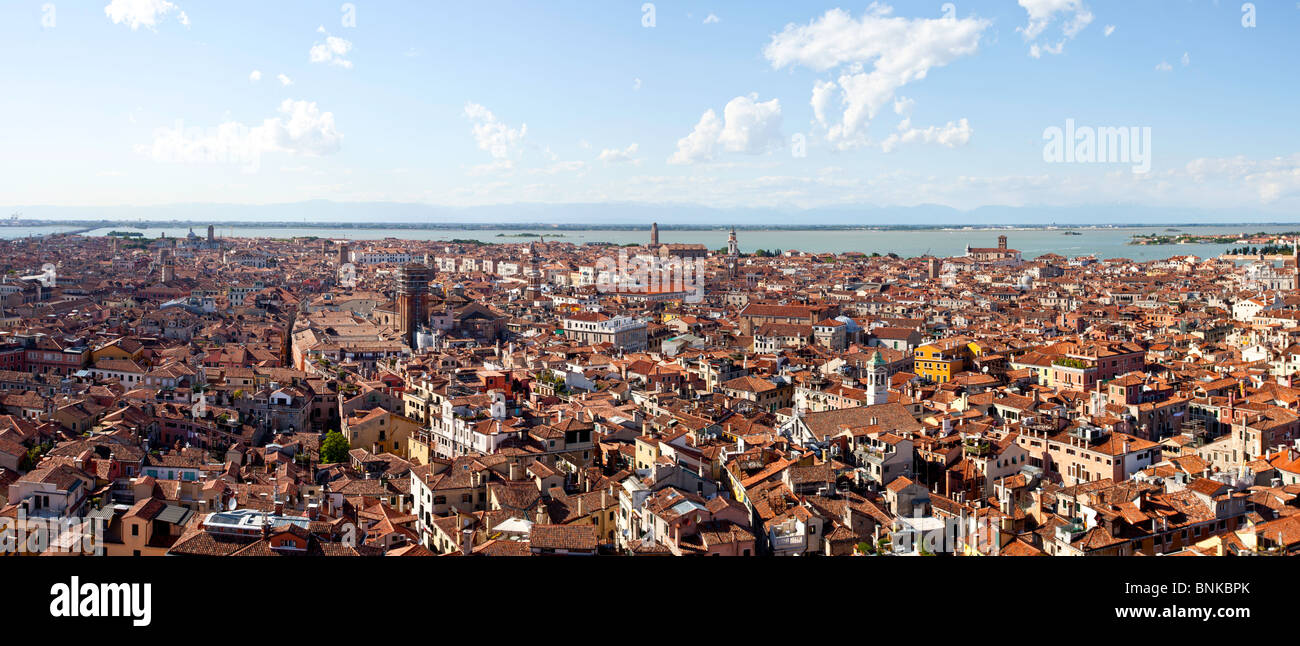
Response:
[770, 533, 805, 551]
[857, 446, 892, 465]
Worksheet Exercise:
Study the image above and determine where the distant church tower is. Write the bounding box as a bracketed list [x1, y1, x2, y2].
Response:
[395, 263, 432, 349]
[159, 250, 175, 283]
[527, 241, 543, 298]
[998, 235, 1008, 250]
[866, 350, 888, 406]
[650, 222, 659, 247]
[727, 227, 739, 277]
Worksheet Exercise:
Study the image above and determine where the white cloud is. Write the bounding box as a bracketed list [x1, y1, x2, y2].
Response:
[669, 110, 722, 165]
[464, 102, 527, 169]
[264, 100, 342, 156]
[1155, 61, 1172, 72]
[104, 0, 186, 30]
[1181, 155, 1300, 204]
[633, 78, 642, 91]
[765, 4, 988, 150]
[249, 70, 262, 82]
[704, 13, 720, 24]
[1016, 0, 1093, 57]
[1181, 51, 1190, 66]
[598, 143, 640, 164]
[669, 94, 782, 164]
[1104, 24, 1115, 37]
[277, 74, 293, 86]
[137, 99, 342, 170]
[717, 95, 783, 155]
[880, 117, 972, 152]
[810, 80, 837, 128]
[1029, 41, 1064, 59]
[310, 26, 354, 69]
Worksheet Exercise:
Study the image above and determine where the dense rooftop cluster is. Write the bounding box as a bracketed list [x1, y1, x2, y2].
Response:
[4, 226, 1300, 556]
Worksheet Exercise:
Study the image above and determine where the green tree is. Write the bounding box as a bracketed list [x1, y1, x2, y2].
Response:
[320, 430, 350, 463]
[20, 444, 48, 471]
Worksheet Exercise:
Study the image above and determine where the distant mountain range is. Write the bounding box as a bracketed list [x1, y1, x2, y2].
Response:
[2, 200, 1293, 226]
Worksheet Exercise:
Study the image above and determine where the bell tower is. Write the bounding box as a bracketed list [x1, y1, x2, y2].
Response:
[727, 227, 738, 277]
[866, 350, 888, 406]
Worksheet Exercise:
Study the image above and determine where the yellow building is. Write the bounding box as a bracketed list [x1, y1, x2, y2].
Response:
[342, 408, 422, 458]
[634, 435, 661, 472]
[90, 338, 145, 365]
[913, 339, 972, 383]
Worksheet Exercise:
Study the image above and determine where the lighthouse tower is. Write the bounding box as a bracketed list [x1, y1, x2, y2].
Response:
[866, 350, 888, 406]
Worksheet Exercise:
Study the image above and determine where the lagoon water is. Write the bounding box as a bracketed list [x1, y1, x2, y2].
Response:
[2, 223, 1297, 261]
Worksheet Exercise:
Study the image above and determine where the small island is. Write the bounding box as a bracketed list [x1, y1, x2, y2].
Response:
[1130, 231, 1300, 246]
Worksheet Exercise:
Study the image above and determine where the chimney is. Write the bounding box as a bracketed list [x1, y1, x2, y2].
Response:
[577, 496, 585, 517]
[461, 526, 474, 555]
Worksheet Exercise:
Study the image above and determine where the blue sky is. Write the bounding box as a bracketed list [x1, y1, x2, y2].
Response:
[3, 0, 1299, 217]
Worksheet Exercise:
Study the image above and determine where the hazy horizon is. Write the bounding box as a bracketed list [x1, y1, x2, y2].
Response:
[4, 200, 1297, 227]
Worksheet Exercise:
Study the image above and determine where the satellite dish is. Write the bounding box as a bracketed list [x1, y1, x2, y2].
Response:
[226, 497, 237, 511]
